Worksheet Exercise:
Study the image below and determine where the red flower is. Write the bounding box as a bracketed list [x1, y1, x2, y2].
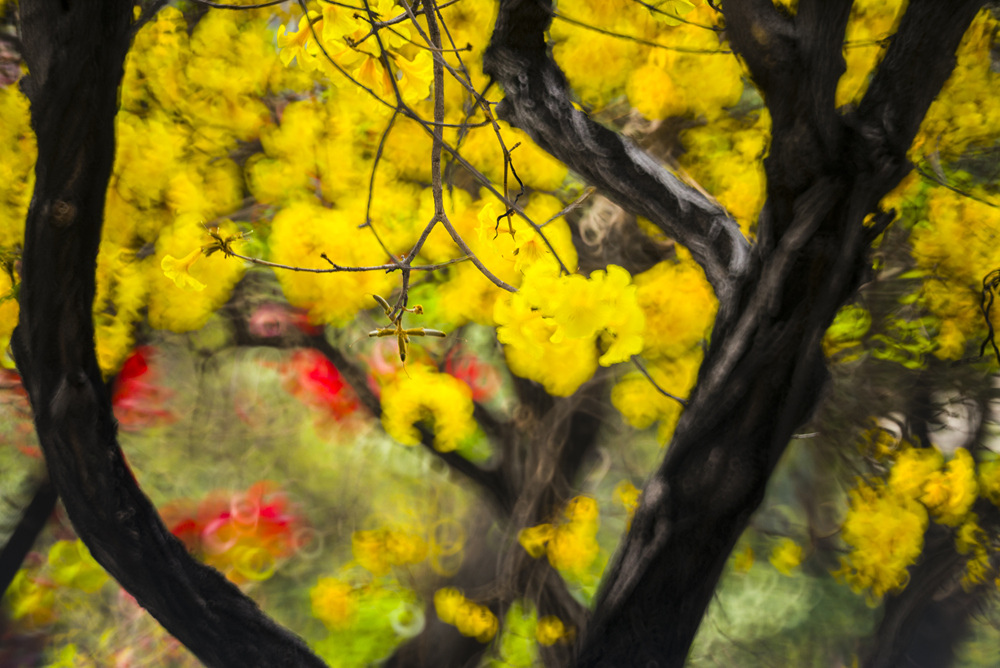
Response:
[111, 347, 175, 431]
[163, 481, 306, 585]
[282, 349, 360, 422]
[445, 349, 501, 402]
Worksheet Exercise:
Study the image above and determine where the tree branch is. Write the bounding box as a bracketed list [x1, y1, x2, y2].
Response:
[483, 0, 750, 308]
[855, 0, 986, 186]
[0, 477, 56, 597]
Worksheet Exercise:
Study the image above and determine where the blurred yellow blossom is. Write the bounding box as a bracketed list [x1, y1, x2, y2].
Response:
[536, 615, 573, 646]
[434, 588, 497, 643]
[381, 365, 478, 452]
[769, 538, 804, 576]
[310, 577, 356, 630]
[518, 496, 601, 576]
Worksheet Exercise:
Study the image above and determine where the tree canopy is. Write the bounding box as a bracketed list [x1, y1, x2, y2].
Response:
[1, 0, 1000, 666]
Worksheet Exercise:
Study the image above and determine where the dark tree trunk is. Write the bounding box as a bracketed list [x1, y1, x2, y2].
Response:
[861, 523, 977, 668]
[11, 1, 325, 665]
[484, 0, 987, 665]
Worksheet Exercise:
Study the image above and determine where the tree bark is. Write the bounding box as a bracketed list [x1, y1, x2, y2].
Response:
[12, 1, 324, 665]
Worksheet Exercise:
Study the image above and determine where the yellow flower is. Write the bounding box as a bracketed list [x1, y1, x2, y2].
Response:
[834, 480, 928, 601]
[277, 12, 319, 68]
[978, 459, 1000, 506]
[614, 480, 641, 528]
[391, 51, 434, 103]
[955, 515, 987, 555]
[733, 544, 754, 574]
[769, 538, 804, 576]
[433, 588, 498, 643]
[352, 529, 390, 576]
[455, 600, 499, 643]
[160, 247, 206, 291]
[518, 496, 600, 576]
[352, 527, 427, 576]
[310, 577, 356, 630]
[433, 587, 465, 625]
[494, 264, 643, 395]
[6, 570, 56, 626]
[47, 540, 108, 593]
[922, 448, 978, 526]
[536, 615, 572, 646]
[380, 366, 478, 452]
[518, 523, 555, 559]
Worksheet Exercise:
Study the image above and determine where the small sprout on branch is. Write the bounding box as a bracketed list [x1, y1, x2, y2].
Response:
[202, 227, 252, 258]
[368, 294, 446, 363]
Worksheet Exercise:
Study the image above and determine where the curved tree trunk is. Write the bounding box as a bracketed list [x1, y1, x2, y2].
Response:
[12, 1, 324, 665]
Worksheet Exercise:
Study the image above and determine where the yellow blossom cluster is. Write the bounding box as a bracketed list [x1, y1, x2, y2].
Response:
[0, 269, 18, 367]
[901, 448, 978, 527]
[909, 186, 1000, 360]
[614, 480, 641, 529]
[535, 615, 574, 646]
[518, 496, 600, 576]
[837, 445, 985, 600]
[551, 2, 743, 118]
[5, 540, 109, 628]
[955, 515, 992, 588]
[310, 577, 357, 630]
[434, 587, 498, 643]
[677, 112, 770, 234]
[612, 354, 700, 444]
[913, 8, 1000, 158]
[146, 217, 246, 334]
[276, 1, 434, 106]
[834, 479, 928, 601]
[267, 202, 396, 326]
[352, 526, 429, 577]
[835, 0, 905, 105]
[0, 84, 33, 368]
[435, 194, 579, 327]
[768, 538, 804, 576]
[609, 247, 716, 443]
[380, 365, 478, 452]
[633, 253, 717, 359]
[87, 7, 307, 374]
[0, 84, 33, 249]
[495, 265, 644, 396]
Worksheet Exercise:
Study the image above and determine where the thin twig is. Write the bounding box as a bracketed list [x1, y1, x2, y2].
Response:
[630, 355, 688, 406]
[227, 250, 469, 273]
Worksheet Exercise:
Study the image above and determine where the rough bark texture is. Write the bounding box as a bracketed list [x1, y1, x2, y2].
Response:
[11, 1, 324, 665]
[484, 0, 986, 665]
